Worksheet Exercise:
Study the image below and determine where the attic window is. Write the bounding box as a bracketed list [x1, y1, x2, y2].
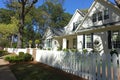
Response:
[104, 8, 109, 20]
[73, 22, 79, 31]
[92, 13, 97, 22]
[98, 12, 103, 21]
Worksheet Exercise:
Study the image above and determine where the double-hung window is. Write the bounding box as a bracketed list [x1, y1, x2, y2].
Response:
[112, 31, 120, 48]
[47, 39, 52, 48]
[73, 38, 77, 49]
[98, 12, 103, 21]
[92, 13, 97, 22]
[86, 34, 93, 48]
[104, 8, 109, 20]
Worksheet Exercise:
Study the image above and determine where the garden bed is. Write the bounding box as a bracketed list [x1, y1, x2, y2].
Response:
[9, 62, 86, 80]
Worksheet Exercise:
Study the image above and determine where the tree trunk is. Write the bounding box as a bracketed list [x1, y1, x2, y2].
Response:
[17, 31, 22, 48]
[17, 1, 25, 48]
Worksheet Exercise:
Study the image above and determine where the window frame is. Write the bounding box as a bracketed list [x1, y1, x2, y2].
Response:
[111, 31, 120, 48]
[104, 8, 109, 20]
[98, 12, 103, 21]
[86, 34, 93, 48]
[92, 13, 97, 22]
[73, 38, 77, 49]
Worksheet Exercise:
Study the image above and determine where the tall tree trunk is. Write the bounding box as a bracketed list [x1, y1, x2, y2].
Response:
[16, 0, 38, 48]
[17, 1, 25, 48]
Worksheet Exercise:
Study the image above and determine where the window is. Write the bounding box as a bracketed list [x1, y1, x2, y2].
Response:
[92, 13, 97, 22]
[98, 12, 103, 21]
[112, 31, 120, 48]
[86, 34, 93, 48]
[73, 21, 80, 31]
[104, 8, 109, 20]
[73, 38, 77, 49]
[47, 39, 52, 48]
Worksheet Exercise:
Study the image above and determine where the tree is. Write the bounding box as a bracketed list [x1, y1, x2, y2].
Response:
[37, 1, 71, 28]
[6, 0, 38, 48]
[115, 0, 120, 8]
[0, 17, 18, 48]
[0, 8, 14, 24]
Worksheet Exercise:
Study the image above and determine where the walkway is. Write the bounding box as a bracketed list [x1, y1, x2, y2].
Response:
[0, 58, 17, 80]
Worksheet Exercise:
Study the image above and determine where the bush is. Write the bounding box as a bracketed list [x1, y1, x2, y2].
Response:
[0, 50, 8, 56]
[63, 48, 69, 52]
[23, 53, 32, 61]
[83, 49, 88, 54]
[19, 52, 24, 57]
[35, 39, 40, 44]
[110, 49, 118, 56]
[4, 52, 32, 63]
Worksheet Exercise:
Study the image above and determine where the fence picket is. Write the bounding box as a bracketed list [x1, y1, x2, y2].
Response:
[96, 54, 101, 80]
[107, 53, 112, 80]
[112, 54, 118, 80]
[102, 53, 106, 80]
[6, 48, 120, 80]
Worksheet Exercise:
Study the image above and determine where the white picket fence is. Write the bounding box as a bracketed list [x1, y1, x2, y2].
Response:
[6, 48, 120, 80]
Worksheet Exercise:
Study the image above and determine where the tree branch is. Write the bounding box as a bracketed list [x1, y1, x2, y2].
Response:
[24, 0, 38, 15]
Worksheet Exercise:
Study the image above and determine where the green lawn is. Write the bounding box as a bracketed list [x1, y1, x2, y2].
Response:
[10, 62, 85, 80]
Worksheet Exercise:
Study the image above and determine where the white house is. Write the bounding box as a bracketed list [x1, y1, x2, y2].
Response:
[76, 0, 120, 54]
[54, 9, 86, 49]
[43, 0, 120, 54]
[42, 27, 64, 50]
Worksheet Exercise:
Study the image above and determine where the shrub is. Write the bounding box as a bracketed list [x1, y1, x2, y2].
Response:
[19, 52, 24, 57]
[23, 53, 32, 61]
[48, 48, 51, 50]
[0, 50, 8, 56]
[63, 48, 69, 52]
[71, 49, 77, 52]
[57, 47, 62, 51]
[110, 49, 118, 56]
[4, 52, 32, 63]
[35, 39, 40, 44]
[83, 49, 88, 54]
[29, 40, 33, 44]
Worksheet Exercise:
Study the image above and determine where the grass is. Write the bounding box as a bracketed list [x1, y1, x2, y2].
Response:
[9, 62, 85, 80]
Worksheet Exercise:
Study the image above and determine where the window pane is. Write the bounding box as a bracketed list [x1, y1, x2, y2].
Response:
[112, 31, 120, 48]
[104, 8, 109, 19]
[98, 12, 102, 21]
[92, 13, 97, 22]
[86, 34, 92, 48]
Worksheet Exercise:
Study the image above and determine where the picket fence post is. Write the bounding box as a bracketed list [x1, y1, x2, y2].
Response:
[112, 54, 118, 80]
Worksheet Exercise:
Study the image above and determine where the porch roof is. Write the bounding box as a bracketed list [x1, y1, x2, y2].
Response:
[54, 32, 77, 39]
[76, 21, 120, 34]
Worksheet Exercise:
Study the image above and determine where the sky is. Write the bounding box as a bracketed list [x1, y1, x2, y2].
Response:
[0, 0, 115, 14]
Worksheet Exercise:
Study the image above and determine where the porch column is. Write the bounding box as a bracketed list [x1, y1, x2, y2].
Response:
[77, 35, 83, 51]
[62, 38, 67, 49]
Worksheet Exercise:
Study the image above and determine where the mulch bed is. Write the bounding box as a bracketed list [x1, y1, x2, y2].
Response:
[9, 61, 86, 80]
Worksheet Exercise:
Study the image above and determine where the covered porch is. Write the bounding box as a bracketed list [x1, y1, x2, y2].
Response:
[54, 33, 77, 50]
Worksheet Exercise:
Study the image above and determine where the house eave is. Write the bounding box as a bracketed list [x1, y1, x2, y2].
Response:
[77, 24, 120, 34]
[54, 32, 77, 39]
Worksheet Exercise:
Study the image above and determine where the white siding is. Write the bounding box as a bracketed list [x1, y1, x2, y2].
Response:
[81, 1, 120, 29]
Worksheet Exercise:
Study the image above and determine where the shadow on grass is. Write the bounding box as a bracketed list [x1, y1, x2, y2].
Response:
[9, 62, 86, 80]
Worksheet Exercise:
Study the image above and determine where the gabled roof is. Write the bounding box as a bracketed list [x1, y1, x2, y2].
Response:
[43, 27, 64, 39]
[66, 9, 85, 27]
[80, 9, 88, 16]
[75, 0, 120, 32]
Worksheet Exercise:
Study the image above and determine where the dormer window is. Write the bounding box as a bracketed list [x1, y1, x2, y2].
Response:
[98, 12, 103, 21]
[92, 13, 97, 22]
[73, 21, 80, 31]
[104, 8, 109, 20]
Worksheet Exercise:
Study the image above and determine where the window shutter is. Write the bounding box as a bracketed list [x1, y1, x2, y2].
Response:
[108, 31, 112, 49]
[83, 34, 85, 48]
[91, 33, 94, 48]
